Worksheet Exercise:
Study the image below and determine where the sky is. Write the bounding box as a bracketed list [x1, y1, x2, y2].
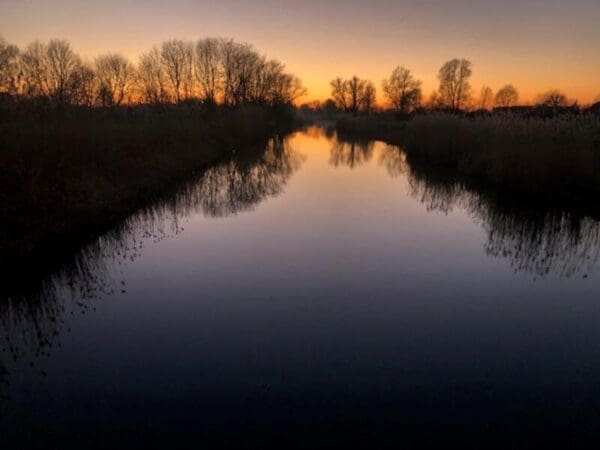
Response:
[1, 0, 599, 104]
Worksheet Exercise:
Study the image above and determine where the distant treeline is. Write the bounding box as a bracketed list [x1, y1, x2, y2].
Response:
[0, 35, 305, 109]
[302, 58, 599, 116]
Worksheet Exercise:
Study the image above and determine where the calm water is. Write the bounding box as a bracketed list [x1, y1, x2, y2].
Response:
[2, 127, 600, 448]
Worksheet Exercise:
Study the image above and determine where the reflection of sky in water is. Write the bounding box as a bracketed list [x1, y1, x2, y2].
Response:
[2, 127, 600, 447]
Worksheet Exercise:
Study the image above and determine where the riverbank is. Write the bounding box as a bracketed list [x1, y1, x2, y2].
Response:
[0, 104, 297, 271]
[335, 112, 600, 207]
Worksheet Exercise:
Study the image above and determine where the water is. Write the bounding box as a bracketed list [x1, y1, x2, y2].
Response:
[2, 127, 600, 448]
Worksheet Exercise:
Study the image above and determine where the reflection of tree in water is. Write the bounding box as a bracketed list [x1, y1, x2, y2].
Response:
[0, 134, 301, 402]
[379, 144, 600, 279]
[0, 204, 183, 407]
[191, 135, 303, 217]
[329, 137, 375, 169]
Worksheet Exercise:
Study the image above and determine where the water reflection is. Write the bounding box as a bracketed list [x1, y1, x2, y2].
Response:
[378, 143, 600, 279]
[0, 134, 302, 398]
[188, 135, 303, 217]
[329, 138, 375, 169]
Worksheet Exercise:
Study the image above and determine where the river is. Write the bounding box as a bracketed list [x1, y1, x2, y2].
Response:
[2, 127, 600, 448]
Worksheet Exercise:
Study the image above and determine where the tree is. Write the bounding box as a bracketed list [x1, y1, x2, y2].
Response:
[95, 53, 134, 106]
[194, 38, 222, 104]
[19, 39, 84, 105]
[220, 40, 260, 106]
[330, 77, 348, 111]
[8, 36, 304, 108]
[436, 58, 472, 112]
[382, 66, 422, 113]
[479, 86, 493, 110]
[0, 36, 19, 94]
[361, 81, 376, 113]
[536, 89, 569, 108]
[329, 76, 375, 114]
[494, 84, 519, 108]
[160, 39, 194, 103]
[70, 63, 96, 107]
[267, 69, 305, 105]
[138, 47, 168, 104]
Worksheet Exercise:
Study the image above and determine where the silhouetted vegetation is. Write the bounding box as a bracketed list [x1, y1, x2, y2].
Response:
[0, 35, 304, 266]
[298, 55, 600, 204]
[330, 76, 376, 114]
[335, 112, 600, 205]
[377, 142, 600, 278]
[0, 35, 304, 108]
[382, 66, 422, 114]
[0, 134, 302, 401]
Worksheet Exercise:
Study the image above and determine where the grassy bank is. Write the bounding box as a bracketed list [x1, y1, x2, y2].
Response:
[336, 113, 600, 203]
[0, 104, 297, 268]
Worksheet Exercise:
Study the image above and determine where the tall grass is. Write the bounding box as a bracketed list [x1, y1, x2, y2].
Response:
[337, 113, 600, 201]
[0, 104, 296, 264]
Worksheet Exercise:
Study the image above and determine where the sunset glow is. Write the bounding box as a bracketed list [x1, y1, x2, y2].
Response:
[2, 0, 599, 104]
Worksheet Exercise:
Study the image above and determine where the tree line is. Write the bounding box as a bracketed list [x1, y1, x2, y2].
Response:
[0, 36, 305, 108]
[327, 58, 588, 114]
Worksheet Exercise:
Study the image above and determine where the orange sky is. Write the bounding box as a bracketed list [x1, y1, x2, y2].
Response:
[1, 0, 599, 104]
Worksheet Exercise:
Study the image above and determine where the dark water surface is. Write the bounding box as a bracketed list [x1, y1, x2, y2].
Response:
[2, 127, 600, 448]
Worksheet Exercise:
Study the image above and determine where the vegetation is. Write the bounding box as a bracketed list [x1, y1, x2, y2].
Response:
[0, 104, 298, 267]
[0, 34, 304, 266]
[0, 35, 305, 107]
[382, 66, 422, 114]
[329, 76, 376, 114]
[305, 56, 600, 205]
[336, 112, 600, 204]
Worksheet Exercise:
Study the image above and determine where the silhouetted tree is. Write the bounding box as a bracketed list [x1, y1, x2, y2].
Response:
[95, 53, 134, 106]
[495, 84, 519, 108]
[5, 36, 303, 108]
[71, 64, 96, 107]
[194, 38, 222, 104]
[362, 81, 376, 113]
[436, 58, 472, 112]
[537, 89, 570, 108]
[0, 36, 19, 94]
[160, 39, 194, 103]
[19, 39, 85, 106]
[479, 86, 493, 110]
[221, 40, 260, 106]
[137, 47, 168, 104]
[329, 76, 375, 114]
[330, 77, 348, 111]
[382, 66, 422, 113]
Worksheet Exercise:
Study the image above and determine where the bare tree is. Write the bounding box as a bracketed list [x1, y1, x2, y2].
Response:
[252, 59, 305, 105]
[19, 39, 83, 105]
[271, 73, 305, 105]
[70, 63, 96, 106]
[382, 66, 422, 113]
[437, 58, 472, 112]
[95, 53, 134, 106]
[220, 40, 261, 106]
[194, 38, 222, 104]
[160, 39, 194, 103]
[479, 86, 493, 110]
[536, 89, 570, 108]
[330, 76, 375, 114]
[346, 76, 364, 113]
[494, 84, 519, 108]
[137, 47, 168, 104]
[330, 77, 348, 111]
[361, 81, 376, 113]
[9, 36, 304, 108]
[0, 36, 19, 94]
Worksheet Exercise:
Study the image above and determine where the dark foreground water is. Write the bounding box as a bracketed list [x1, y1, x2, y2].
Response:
[2, 127, 600, 449]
